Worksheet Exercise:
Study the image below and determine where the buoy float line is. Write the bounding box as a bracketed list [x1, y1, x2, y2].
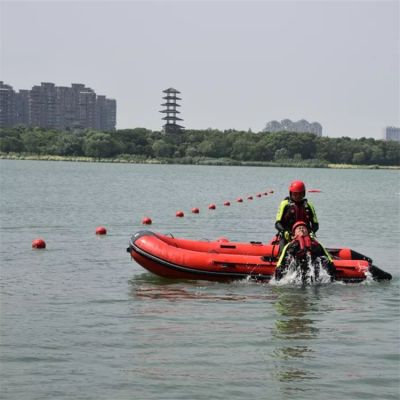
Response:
[142, 188, 273, 225]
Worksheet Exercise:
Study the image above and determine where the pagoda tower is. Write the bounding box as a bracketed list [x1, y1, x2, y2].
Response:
[160, 87, 184, 135]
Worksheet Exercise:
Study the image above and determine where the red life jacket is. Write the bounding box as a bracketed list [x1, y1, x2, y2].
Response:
[293, 235, 319, 259]
[283, 199, 311, 230]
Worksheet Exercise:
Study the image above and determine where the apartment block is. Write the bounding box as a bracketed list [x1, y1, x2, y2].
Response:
[0, 81, 117, 131]
[96, 96, 117, 131]
[382, 126, 400, 143]
[15, 90, 30, 125]
[263, 119, 322, 136]
[0, 81, 16, 127]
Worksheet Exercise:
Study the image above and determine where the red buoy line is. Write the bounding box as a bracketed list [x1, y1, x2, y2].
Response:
[31, 189, 275, 248]
[144, 189, 274, 223]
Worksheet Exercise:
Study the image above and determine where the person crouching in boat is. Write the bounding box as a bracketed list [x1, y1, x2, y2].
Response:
[275, 180, 319, 254]
[274, 221, 337, 283]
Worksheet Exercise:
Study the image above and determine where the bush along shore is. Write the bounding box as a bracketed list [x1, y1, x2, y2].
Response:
[1, 153, 399, 169]
[0, 126, 399, 169]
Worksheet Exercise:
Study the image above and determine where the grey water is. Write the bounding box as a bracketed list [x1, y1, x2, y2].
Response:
[0, 160, 399, 400]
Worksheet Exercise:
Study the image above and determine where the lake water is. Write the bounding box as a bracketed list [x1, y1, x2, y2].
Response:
[1, 160, 399, 400]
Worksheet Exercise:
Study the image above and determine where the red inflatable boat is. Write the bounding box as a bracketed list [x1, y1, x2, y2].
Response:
[127, 230, 392, 283]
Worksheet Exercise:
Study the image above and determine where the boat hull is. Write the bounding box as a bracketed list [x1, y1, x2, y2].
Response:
[128, 230, 392, 283]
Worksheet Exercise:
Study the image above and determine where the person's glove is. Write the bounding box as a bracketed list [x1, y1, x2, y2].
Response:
[284, 231, 290, 241]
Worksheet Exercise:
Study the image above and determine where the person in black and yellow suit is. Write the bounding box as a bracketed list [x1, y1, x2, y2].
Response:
[275, 221, 336, 282]
[275, 180, 319, 253]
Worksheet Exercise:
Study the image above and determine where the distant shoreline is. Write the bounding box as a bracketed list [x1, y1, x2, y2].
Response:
[1, 154, 399, 169]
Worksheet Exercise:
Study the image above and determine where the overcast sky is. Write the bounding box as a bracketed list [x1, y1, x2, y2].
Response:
[1, 0, 399, 139]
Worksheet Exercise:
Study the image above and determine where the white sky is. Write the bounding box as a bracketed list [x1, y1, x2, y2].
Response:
[1, 0, 399, 139]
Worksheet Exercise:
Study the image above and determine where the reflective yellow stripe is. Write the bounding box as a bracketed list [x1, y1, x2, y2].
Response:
[275, 199, 289, 222]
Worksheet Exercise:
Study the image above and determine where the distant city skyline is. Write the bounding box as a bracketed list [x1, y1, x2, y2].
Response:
[1, 2, 398, 140]
[0, 81, 116, 131]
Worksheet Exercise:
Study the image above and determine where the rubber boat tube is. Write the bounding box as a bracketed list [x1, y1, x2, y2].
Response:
[127, 230, 392, 283]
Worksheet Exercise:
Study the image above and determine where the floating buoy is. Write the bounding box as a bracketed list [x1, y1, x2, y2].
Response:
[176, 211, 184, 217]
[95, 226, 107, 235]
[269, 190, 274, 194]
[217, 238, 229, 243]
[262, 192, 268, 196]
[256, 193, 261, 197]
[208, 204, 216, 210]
[237, 198, 243, 203]
[224, 201, 230, 206]
[191, 207, 200, 214]
[308, 189, 322, 193]
[142, 217, 152, 225]
[247, 195, 253, 200]
[32, 239, 46, 249]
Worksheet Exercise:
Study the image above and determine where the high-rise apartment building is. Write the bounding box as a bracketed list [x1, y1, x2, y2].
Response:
[96, 96, 117, 131]
[29, 82, 57, 128]
[263, 119, 322, 136]
[382, 126, 400, 143]
[15, 90, 30, 125]
[0, 81, 117, 131]
[0, 81, 16, 127]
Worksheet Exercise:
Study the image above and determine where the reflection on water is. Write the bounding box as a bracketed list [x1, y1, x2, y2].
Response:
[128, 273, 277, 303]
[270, 286, 329, 388]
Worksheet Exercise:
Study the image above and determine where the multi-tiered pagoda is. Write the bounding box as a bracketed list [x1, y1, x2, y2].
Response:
[160, 87, 184, 135]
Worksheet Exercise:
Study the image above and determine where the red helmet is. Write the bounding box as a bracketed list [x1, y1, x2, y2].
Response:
[289, 180, 306, 193]
[292, 221, 308, 234]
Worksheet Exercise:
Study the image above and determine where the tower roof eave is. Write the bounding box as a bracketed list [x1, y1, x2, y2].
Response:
[163, 87, 181, 94]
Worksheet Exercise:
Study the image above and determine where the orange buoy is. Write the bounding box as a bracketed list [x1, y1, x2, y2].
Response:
[256, 193, 261, 197]
[191, 207, 200, 214]
[269, 190, 274, 194]
[216, 238, 229, 243]
[224, 201, 230, 206]
[308, 189, 321, 193]
[247, 195, 253, 200]
[142, 217, 152, 225]
[95, 226, 107, 235]
[32, 239, 46, 249]
[262, 192, 268, 196]
[176, 211, 184, 217]
[208, 204, 216, 210]
[237, 198, 243, 203]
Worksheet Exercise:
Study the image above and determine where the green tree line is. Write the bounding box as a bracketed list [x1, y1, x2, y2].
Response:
[1, 125, 399, 166]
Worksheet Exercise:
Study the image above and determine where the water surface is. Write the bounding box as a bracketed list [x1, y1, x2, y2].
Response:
[1, 160, 399, 399]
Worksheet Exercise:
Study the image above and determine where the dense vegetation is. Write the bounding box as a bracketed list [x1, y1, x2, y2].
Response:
[1, 125, 399, 167]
